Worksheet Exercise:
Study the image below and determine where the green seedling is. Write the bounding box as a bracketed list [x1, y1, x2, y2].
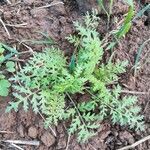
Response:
[0, 75, 11, 97]
[116, 0, 135, 38]
[6, 61, 15, 73]
[0, 43, 17, 96]
[7, 10, 144, 142]
[97, 0, 114, 28]
[133, 4, 150, 21]
[133, 38, 150, 76]
[21, 31, 55, 46]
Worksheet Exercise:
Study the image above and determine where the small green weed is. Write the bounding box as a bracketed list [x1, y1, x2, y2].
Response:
[115, 0, 135, 38]
[0, 43, 17, 96]
[7, 10, 144, 142]
[133, 38, 150, 76]
[97, 0, 114, 28]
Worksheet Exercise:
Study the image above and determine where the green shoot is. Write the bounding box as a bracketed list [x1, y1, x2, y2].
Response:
[133, 38, 150, 76]
[0, 43, 17, 96]
[7, 10, 144, 142]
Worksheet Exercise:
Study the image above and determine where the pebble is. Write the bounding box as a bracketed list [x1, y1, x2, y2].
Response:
[119, 131, 135, 144]
[56, 136, 66, 149]
[28, 126, 38, 139]
[41, 132, 55, 147]
[17, 124, 25, 138]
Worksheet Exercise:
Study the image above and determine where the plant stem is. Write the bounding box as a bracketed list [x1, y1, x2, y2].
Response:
[66, 93, 88, 131]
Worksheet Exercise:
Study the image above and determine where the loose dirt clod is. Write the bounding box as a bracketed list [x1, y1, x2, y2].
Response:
[17, 124, 25, 138]
[41, 132, 55, 147]
[56, 136, 67, 149]
[28, 126, 38, 139]
[119, 131, 135, 145]
[0, 111, 16, 130]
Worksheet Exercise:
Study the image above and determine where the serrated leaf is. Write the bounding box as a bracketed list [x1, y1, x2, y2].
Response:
[6, 61, 15, 72]
[0, 79, 11, 96]
[69, 54, 76, 73]
[0, 74, 5, 79]
[0, 44, 5, 54]
[6, 101, 21, 112]
[0, 55, 5, 63]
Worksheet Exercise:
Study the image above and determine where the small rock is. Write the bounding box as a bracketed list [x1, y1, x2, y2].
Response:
[56, 136, 66, 149]
[100, 130, 111, 141]
[119, 131, 135, 144]
[31, 9, 48, 19]
[49, 0, 66, 16]
[28, 126, 38, 139]
[3, 11, 12, 20]
[17, 124, 25, 138]
[18, 109, 36, 127]
[38, 145, 52, 150]
[41, 132, 55, 147]
[0, 111, 16, 130]
[57, 124, 64, 134]
[76, 0, 99, 14]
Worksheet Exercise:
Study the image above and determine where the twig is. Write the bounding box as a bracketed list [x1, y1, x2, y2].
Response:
[0, 17, 10, 38]
[65, 134, 71, 150]
[143, 99, 150, 113]
[5, 0, 11, 4]
[9, 57, 25, 62]
[38, 111, 57, 137]
[66, 93, 88, 130]
[6, 23, 27, 28]
[36, 2, 64, 10]
[121, 90, 148, 95]
[10, 143, 24, 150]
[3, 140, 40, 146]
[117, 135, 150, 150]
[0, 9, 3, 13]
[89, 144, 97, 150]
[143, 89, 150, 113]
[0, 130, 14, 134]
[101, 18, 124, 48]
[17, 40, 34, 54]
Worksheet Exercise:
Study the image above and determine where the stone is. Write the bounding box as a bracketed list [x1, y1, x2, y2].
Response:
[49, 0, 66, 16]
[76, 0, 99, 14]
[41, 132, 55, 147]
[28, 126, 38, 139]
[119, 131, 135, 144]
[31, 8, 48, 19]
[56, 136, 66, 149]
[57, 124, 64, 134]
[17, 124, 25, 138]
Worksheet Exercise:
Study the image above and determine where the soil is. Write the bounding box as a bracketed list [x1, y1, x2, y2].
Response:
[0, 0, 150, 150]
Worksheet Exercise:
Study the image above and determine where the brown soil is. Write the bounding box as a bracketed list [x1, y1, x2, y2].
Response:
[0, 0, 149, 150]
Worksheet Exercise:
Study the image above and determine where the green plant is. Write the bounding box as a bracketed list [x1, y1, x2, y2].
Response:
[115, 0, 135, 38]
[7, 11, 144, 142]
[0, 43, 17, 96]
[133, 38, 150, 76]
[97, 0, 135, 52]
[97, 0, 114, 28]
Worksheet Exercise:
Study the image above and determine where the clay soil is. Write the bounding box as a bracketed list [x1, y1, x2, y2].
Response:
[0, 0, 149, 150]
